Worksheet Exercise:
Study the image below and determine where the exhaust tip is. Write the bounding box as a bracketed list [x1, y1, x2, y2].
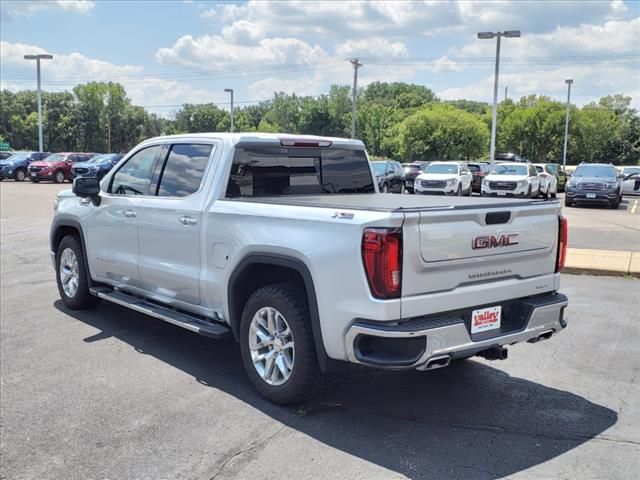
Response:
[424, 355, 451, 370]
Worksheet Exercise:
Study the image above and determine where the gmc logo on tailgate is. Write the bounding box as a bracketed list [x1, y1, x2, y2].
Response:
[472, 233, 519, 249]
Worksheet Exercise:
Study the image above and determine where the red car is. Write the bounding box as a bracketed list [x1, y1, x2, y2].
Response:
[28, 152, 96, 183]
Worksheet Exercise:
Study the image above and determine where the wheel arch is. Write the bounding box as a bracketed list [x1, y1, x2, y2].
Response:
[51, 217, 94, 284]
[227, 253, 331, 372]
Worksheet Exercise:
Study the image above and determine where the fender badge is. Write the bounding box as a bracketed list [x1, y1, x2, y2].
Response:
[332, 211, 354, 220]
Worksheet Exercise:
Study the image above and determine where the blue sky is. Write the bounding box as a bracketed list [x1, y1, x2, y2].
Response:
[1, 0, 639, 115]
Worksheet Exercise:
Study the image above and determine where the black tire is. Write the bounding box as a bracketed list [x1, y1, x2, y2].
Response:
[14, 168, 27, 182]
[239, 283, 322, 405]
[407, 187, 414, 194]
[457, 184, 462, 196]
[55, 235, 100, 310]
[31, 178, 39, 183]
[382, 183, 389, 193]
[54, 170, 65, 183]
[564, 197, 572, 207]
[611, 199, 620, 209]
[526, 185, 533, 198]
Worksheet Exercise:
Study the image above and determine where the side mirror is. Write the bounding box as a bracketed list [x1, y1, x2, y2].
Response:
[73, 177, 101, 205]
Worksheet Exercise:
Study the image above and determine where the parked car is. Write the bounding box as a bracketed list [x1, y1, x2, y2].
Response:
[371, 159, 404, 193]
[482, 163, 541, 198]
[495, 152, 528, 163]
[621, 166, 640, 196]
[533, 163, 558, 198]
[414, 161, 473, 196]
[544, 163, 567, 192]
[0, 152, 14, 161]
[467, 162, 491, 194]
[72, 153, 124, 180]
[51, 132, 569, 404]
[28, 152, 95, 183]
[565, 163, 622, 208]
[0, 151, 51, 182]
[402, 161, 430, 193]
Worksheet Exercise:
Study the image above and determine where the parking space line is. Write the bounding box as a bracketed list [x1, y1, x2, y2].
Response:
[630, 200, 638, 215]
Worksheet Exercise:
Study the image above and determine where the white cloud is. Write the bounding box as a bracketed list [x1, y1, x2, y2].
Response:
[155, 34, 331, 71]
[334, 38, 409, 59]
[2, 0, 94, 17]
[198, 0, 632, 39]
[437, 63, 640, 109]
[222, 20, 266, 45]
[248, 74, 326, 98]
[0, 41, 225, 114]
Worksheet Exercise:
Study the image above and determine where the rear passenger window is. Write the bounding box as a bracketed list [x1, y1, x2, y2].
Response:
[156, 144, 212, 197]
[110, 146, 163, 196]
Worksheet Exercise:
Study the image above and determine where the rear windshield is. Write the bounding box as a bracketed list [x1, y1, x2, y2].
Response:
[226, 145, 374, 197]
[425, 163, 459, 174]
[468, 164, 481, 172]
[573, 165, 617, 178]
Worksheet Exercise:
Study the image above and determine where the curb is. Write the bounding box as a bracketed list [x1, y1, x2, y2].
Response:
[564, 248, 639, 278]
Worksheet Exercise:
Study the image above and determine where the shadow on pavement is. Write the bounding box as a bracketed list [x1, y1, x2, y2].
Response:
[56, 300, 617, 480]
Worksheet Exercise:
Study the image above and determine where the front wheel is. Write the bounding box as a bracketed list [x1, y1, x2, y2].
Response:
[54, 170, 65, 183]
[456, 184, 462, 196]
[56, 235, 100, 310]
[564, 197, 572, 207]
[14, 168, 27, 182]
[239, 283, 322, 405]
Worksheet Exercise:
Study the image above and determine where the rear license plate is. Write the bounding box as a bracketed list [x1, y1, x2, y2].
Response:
[586, 193, 596, 199]
[471, 306, 501, 334]
[497, 191, 507, 196]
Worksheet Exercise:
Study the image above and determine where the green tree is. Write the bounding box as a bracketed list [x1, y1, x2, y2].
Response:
[390, 104, 489, 161]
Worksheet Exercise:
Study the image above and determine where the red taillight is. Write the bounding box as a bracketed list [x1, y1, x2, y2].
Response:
[556, 215, 568, 272]
[362, 228, 402, 299]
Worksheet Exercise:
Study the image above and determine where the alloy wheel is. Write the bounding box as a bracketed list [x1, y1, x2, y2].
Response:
[59, 247, 80, 298]
[248, 306, 294, 386]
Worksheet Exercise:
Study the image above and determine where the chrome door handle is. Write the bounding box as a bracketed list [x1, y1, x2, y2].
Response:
[179, 215, 198, 225]
[123, 209, 137, 218]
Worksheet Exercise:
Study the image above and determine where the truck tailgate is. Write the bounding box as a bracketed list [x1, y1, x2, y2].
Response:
[402, 201, 561, 297]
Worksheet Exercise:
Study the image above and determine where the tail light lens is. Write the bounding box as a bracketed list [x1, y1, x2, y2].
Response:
[556, 215, 568, 272]
[362, 228, 402, 299]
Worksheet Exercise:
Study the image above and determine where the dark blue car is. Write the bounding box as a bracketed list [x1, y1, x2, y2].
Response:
[0, 151, 51, 181]
[71, 153, 124, 180]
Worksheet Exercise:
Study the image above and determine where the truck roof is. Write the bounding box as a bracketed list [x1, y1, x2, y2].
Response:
[142, 132, 365, 148]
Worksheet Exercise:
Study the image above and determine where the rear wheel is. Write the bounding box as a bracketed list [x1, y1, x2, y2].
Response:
[55, 235, 100, 310]
[14, 168, 27, 182]
[54, 170, 65, 183]
[564, 197, 572, 207]
[239, 283, 322, 405]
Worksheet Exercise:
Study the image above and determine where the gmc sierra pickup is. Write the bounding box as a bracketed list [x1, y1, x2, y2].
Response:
[50, 133, 569, 404]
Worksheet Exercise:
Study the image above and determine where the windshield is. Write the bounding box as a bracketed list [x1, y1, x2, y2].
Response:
[372, 162, 387, 174]
[491, 164, 528, 175]
[5, 153, 30, 162]
[622, 167, 640, 175]
[88, 154, 115, 164]
[425, 163, 459, 174]
[227, 146, 374, 197]
[573, 165, 617, 178]
[43, 153, 66, 163]
[546, 164, 559, 174]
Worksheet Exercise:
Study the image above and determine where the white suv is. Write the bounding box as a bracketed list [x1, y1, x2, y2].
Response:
[482, 163, 541, 198]
[414, 161, 473, 196]
[533, 163, 558, 198]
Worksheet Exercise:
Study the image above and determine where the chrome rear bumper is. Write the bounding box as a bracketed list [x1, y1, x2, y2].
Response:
[345, 293, 568, 370]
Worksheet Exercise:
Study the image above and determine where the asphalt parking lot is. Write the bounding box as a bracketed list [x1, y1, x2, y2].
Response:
[1, 181, 639, 479]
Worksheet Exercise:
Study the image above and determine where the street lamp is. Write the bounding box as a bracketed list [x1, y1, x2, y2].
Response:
[24, 54, 53, 152]
[477, 30, 520, 161]
[562, 79, 573, 170]
[224, 88, 234, 133]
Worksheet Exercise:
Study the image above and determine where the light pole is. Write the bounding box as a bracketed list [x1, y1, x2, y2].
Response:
[477, 30, 520, 161]
[562, 79, 573, 170]
[224, 88, 234, 132]
[350, 58, 363, 138]
[24, 53, 53, 152]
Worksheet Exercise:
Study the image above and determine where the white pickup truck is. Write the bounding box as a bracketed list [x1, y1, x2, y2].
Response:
[50, 133, 569, 404]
